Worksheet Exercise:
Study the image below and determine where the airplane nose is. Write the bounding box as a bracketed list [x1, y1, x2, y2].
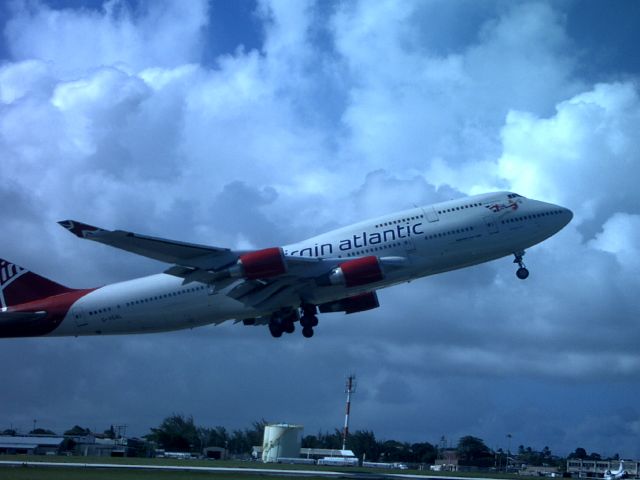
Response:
[556, 206, 573, 229]
[541, 202, 573, 232]
[563, 207, 573, 225]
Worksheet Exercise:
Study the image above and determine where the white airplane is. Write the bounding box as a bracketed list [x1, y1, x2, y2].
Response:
[605, 462, 628, 480]
[0, 191, 572, 339]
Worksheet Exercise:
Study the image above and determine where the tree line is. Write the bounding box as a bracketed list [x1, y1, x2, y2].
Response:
[141, 415, 609, 466]
[142, 415, 440, 462]
[2, 415, 617, 465]
[144, 415, 266, 454]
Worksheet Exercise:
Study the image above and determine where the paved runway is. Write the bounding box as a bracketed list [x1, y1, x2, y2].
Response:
[0, 460, 503, 480]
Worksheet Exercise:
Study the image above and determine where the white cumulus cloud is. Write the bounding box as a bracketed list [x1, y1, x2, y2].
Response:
[0, 0, 639, 457]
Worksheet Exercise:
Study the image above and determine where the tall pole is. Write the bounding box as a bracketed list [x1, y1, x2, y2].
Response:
[342, 374, 356, 451]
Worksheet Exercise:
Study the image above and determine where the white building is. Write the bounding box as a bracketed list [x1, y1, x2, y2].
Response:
[567, 459, 639, 478]
[0, 435, 64, 455]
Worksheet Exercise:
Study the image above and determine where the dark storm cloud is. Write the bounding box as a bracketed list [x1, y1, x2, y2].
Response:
[1, 0, 640, 458]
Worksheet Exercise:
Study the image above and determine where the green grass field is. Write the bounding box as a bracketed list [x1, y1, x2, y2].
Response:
[3, 466, 199, 480]
[0, 465, 332, 480]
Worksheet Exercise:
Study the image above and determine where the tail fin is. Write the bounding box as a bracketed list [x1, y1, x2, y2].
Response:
[0, 259, 73, 308]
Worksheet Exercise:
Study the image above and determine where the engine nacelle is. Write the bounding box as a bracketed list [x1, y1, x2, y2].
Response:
[326, 256, 383, 287]
[230, 247, 287, 280]
[318, 291, 380, 314]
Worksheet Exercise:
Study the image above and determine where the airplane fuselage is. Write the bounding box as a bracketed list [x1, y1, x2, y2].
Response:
[2, 191, 573, 338]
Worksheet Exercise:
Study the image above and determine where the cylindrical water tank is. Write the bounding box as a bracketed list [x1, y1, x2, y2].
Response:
[262, 423, 303, 463]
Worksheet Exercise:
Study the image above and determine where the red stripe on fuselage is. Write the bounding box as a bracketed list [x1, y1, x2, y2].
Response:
[1, 289, 95, 338]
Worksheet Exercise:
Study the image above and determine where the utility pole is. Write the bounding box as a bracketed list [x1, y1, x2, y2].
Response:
[342, 374, 357, 451]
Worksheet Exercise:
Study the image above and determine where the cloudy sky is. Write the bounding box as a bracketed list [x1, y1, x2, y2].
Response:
[2, 0, 640, 458]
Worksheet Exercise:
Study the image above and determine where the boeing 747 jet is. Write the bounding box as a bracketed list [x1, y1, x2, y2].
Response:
[0, 191, 572, 339]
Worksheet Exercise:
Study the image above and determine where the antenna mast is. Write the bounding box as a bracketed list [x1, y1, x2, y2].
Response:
[342, 374, 357, 451]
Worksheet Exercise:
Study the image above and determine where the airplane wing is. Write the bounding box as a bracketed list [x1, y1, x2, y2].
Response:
[59, 220, 404, 310]
[58, 220, 335, 302]
[58, 220, 237, 270]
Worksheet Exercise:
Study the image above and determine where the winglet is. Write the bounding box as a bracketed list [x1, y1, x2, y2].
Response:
[58, 220, 106, 238]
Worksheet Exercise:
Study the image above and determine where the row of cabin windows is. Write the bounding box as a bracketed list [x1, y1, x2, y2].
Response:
[501, 210, 563, 224]
[343, 240, 409, 257]
[425, 226, 475, 240]
[88, 307, 112, 316]
[125, 285, 206, 307]
[87, 285, 207, 315]
[438, 203, 482, 214]
[375, 215, 424, 228]
[374, 201, 492, 227]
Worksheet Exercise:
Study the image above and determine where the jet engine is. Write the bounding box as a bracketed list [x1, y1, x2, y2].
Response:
[324, 256, 383, 287]
[229, 247, 287, 280]
[318, 291, 380, 314]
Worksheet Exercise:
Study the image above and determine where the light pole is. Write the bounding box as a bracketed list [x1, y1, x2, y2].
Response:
[506, 434, 512, 470]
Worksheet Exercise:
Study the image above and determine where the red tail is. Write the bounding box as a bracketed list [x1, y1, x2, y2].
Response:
[0, 259, 73, 308]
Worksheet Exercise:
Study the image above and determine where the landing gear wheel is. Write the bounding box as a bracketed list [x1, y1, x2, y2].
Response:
[299, 305, 318, 336]
[300, 314, 319, 328]
[269, 323, 283, 338]
[283, 321, 295, 334]
[513, 251, 529, 280]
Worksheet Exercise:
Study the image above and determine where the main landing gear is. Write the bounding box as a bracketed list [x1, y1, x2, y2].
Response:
[268, 305, 319, 339]
[513, 251, 529, 280]
[299, 304, 319, 338]
[268, 310, 297, 338]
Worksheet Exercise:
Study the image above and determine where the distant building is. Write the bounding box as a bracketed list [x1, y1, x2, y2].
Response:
[0, 433, 132, 457]
[433, 447, 458, 471]
[74, 435, 125, 457]
[203, 446, 227, 460]
[300, 448, 356, 461]
[567, 459, 639, 478]
[521, 465, 561, 476]
[317, 455, 359, 466]
[252, 446, 357, 464]
[0, 435, 64, 455]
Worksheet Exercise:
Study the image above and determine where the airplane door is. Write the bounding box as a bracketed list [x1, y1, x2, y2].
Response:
[71, 306, 88, 328]
[483, 216, 499, 235]
[424, 207, 439, 223]
[403, 235, 416, 252]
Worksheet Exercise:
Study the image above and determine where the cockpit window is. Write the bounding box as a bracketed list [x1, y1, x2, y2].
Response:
[507, 193, 523, 199]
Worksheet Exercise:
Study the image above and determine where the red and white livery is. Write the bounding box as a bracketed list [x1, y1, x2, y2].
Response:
[0, 192, 572, 339]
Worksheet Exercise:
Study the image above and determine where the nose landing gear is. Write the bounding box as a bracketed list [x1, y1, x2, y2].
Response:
[513, 251, 529, 280]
